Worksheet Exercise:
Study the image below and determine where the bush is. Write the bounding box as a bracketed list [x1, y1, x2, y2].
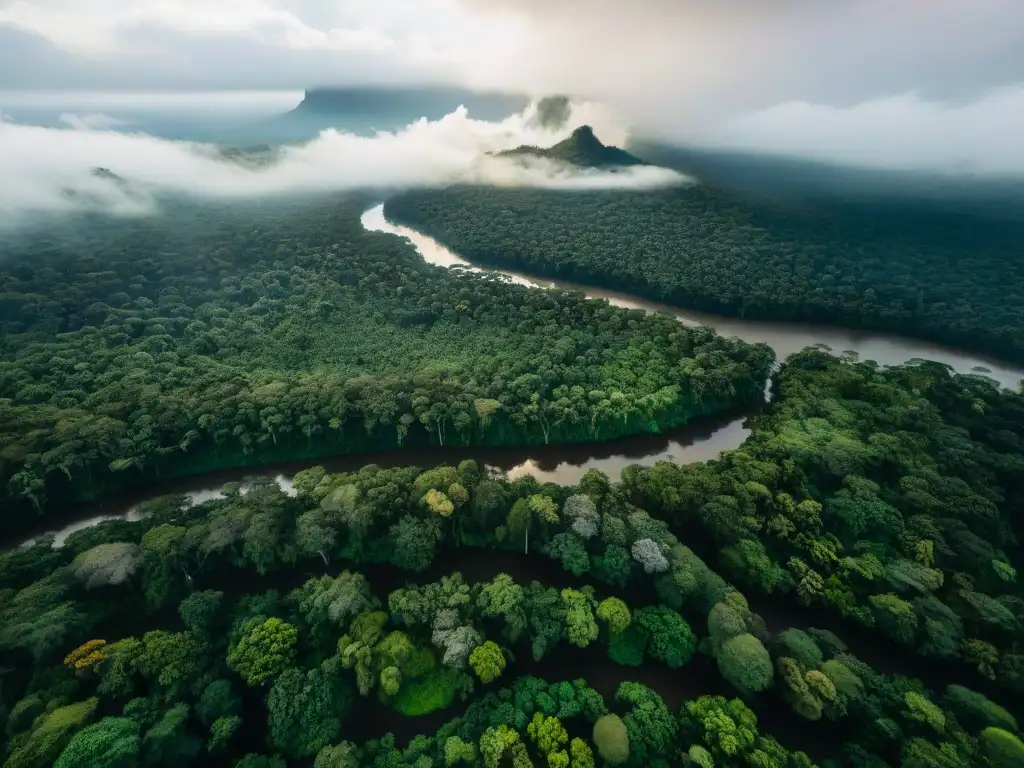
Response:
[708, 603, 746, 651]
[944, 685, 1017, 734]
[592, 714, 629, 765]
[717, 634, 774, 696]
[774, 628, 824, 670]
[607, 624, 647, 667]
[392, 669, 461, 716]
[687, 745, 715, 768]
[979, 728, 1024, 768]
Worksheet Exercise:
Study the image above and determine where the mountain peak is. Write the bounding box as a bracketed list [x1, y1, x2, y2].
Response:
[570, 124, 598, 141]
[497, 125, 644, 169]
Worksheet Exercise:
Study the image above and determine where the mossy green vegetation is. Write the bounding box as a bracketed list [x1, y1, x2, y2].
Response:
[626, 350, 1024, 696]
[3, 173, 1024, 767]
[391, 667, 461, 717]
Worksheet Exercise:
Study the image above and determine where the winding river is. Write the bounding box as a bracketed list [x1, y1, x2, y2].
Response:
[362, 205, 1024, 388]
[18, 205, 1024, 547]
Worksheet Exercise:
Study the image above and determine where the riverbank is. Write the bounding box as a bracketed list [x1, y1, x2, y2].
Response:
[368, 203, 1024, 390]
[17, 203, 1024, 550]
[11, 407, 755, 550]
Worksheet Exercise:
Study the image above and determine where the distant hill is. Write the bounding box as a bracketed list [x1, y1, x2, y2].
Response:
[498, 126, 645, 168]
[58, 167, 149, 209]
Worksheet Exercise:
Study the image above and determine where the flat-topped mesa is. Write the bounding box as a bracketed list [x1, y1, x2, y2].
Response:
[289, 86, 530, 120]
[292, 87, 412, 115]
[497, 125, 645, 168]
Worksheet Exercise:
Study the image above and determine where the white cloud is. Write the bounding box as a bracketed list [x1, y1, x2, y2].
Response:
[58, 112, 131, 130]
[0, 0, 392, 54]
[0, 99, 685, 225]
[0, 90, 302, 112]
[691, 86, 1024, 176]
[452, 0, 1024, 173]
[1, 0, 1023, 172]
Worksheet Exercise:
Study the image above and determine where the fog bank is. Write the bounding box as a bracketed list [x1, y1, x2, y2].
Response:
[0, 99, 687, 225]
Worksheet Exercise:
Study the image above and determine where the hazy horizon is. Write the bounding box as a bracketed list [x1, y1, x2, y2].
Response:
[1, 1, 1021, 176]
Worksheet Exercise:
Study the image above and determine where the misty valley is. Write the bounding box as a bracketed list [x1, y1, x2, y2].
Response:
[1, 89, 1024, 768]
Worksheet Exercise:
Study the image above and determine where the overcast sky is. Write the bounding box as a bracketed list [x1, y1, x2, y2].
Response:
[2, 0, 1024, 171]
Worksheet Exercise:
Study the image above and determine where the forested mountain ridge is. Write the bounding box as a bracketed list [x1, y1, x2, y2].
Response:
[383, 164, 1024, 365]
[0, 194, 773, 536]
[497, 125, 645, 168]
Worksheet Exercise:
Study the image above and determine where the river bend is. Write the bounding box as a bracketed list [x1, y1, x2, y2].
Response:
[16, 206, 1024, 547]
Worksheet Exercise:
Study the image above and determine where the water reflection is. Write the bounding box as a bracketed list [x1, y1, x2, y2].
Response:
[17, 207, 1024, 548]
[17, 412, 751, 548]
[362, 204, 1024, 389]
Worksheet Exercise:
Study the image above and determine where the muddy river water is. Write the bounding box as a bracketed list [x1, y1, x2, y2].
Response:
[19, 206, 1024, 546]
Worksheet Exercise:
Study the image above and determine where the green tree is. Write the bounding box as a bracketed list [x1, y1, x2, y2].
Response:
[314, 742, 359, 768]
[390, 514, 443, 572]
[774, 628, 823, 670]
[179, 590, 224, 637]
[528, 712, 569, 758]
[682, 696, 758, 761]
[267, 662, 353, 758]
[235, 754, 287, 768]
[569, 738, 594, 768]
[944, 685, 1017, 733]
[227, 617, 298, 686]
[4, 698, 99, 768]
[508, 494, 559, 554]
[596, 597, 631, 634]
[207, 716, 241, 754]
[53, 717, 140, 768]
[469, 640, 506, 684]
[477, 573, 528, 642]
[547, 532, 591, 576]
[607, 624, 648, 666]
[480, 724, 521, 768]
[196, 679, 241, 727]
[616, 682, 677, 763]
[134, 630, 204, 692]
[979, 728, 1024, 768]
[868, 593, 918, 645]
[562, 588, 599, 648]
[444, 736, 476, 766]
[717, 634, 774, 696]
[904, 692, 946, 733]
[141, 703, 200, 766]
[592, 714, 629, 765]
[634, 606, 696, 669]
[295, 510, 337, 566]
[707, 602, 746, 652]
[422, 489, 455, 517]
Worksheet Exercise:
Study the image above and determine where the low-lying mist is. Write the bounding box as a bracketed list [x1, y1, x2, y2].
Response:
[0, 98, 688, 226]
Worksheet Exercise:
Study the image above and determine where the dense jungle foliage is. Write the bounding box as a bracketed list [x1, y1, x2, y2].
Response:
[4, 141, 1024, 768]
[626, 350, 1024, 700]
[383, 173, 1024, 363]
[3, 409, 1022, 767]
[0, 194, 773, 535]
